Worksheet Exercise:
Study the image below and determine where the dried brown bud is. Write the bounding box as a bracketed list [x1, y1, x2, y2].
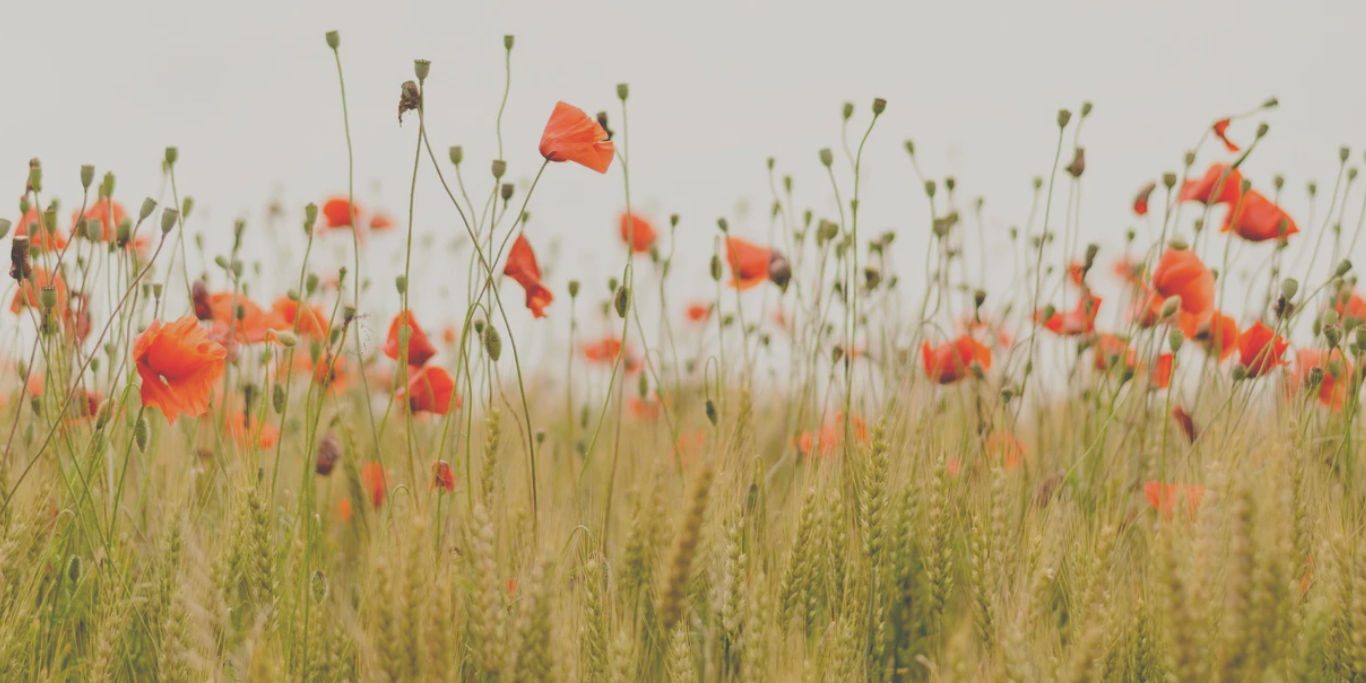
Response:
[10, 236, 32, 282]
[192, 280, 213, 320]
[315, 433, 341, 476]
[1065, 147, 1086, 178]
[767, 252, 792, 291]
[398, 80, 421, 123]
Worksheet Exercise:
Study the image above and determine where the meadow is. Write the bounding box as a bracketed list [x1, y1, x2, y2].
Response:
[2, 30, 1365, 683]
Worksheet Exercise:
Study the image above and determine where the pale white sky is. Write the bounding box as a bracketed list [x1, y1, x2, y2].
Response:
[4, 0, 1365, 350]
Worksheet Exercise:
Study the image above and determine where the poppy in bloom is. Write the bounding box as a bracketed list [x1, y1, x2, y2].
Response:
[15, 207, 67, 251]
[1092, 334, 1137, 372]
[1037, 292, 1102, 336]
[685, 302, 712, 324]
[1179, 164, 1244, 206]
[133, 316, 228, 425]
[958, 315, 1015, 350]
[402, 366, 459, 415]
[1112, 256, 1143, 286]
[337, 497, 353, 522]
[271, 296, 329, 338]
[1129, 288, 1166, 328]
[1178, 310, 1238, 362]
[208, 293, 278, 344]
[311, 353, 349, 393]
[1236, 320, 1289, 378]
[503, 234, 553, 318]
[225, 412, 280, 450]
[319, 197, 362, 229]
[618, 212, 658, 253]
[1150, 353, 1175, 389]
[582, 336, 641, 372]
[1291, 349, 1355, 411]
[432, 460, 456, 492]
[920, 335, 992, 384]
[1132, 181, 1156, 217]
[369, 211, 395, 231]
[1171, 406, 1198, 444]
[361, 462, 388, 508]
[10, 267, 69, 315]
[724, 237, 773, 290]
[1152, 249, 1214, 318]
[538, 101, 614, 174]
[1144, 482, 1206, 522]
[1222, 190, 1299, 242]
[793, 412, 870, 458]
[1212, 118, 1240, 153]
[72, 198, 128, 241]
[384, 311, 437, 368]
[985, 432, 1026, 470]
[1335, 290, 1366, 323]
[1068, 261, 1087, 287]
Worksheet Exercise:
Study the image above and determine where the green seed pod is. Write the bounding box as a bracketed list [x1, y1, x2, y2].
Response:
[1056, 109, 1072, 128]
[616, 82, 629, 100]
[134, 416, 149, 452]
[491, 160, 507, 179]
[614, 286, 630, 318]
[871, 97, 887, 115]
[1281, 278, 1299, 300]
[567, 280, 580, 298]
[710, 255, 722, 281]
[395, 275, 407, 294]
[819, 148, 833, 167]
[1168, 329, 1184, 353]
[273, 384, 286, 414]
[325, 30, 340, 49]
[637, 373, 648, 400]
[483, 325, 503, 361]
[448, 146, 463, 166]
[80, 165, 95, 189]
[182, 196, 195, 218]
[1336, 259, 1353, 278]
[705, 399, 717, 426]
[67, 555, 82, 584]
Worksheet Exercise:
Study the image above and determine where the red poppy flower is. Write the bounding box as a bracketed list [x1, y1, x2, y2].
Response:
[582, 336, 641, 373]
[10, 268, 69, 315]
[1179, 164, 1244, 206]
[794, 412, 870, 458]
[1152, 249, 1214, 318]
[133, 316, 228, 425]
[337, 497, 353, 522]
[504, 234, 553, 318]
[1212, 118, 1239, 153]
[538, 101, 614, 174]
[1037, 292, 1102, 336]
[724, 237, 772, 290]
[1171, 406, 1198, 444]
[361, 462, 388, 508]
[985, 432, 1026, 470]
[619, 212, 658, 253]
[1222, 190, 1299, 242]
[1144, 482, 1205, 522]
[384, 311, 437, 368]
[1178, 310, 1238, 362]
[1112, 256, 1143, 285]
[685, 302, 712, 324]
[402, 366, 458, 415]
[920, 335, 992, 384]
[224, 412, 280, 450]
[271, 296, 329, 338]
[432, 460, 457, 492]
[72, 199, 128, 241]
[1291, 349, 1355, 411]
[1150, 353, 1174, 389]
[1129, 288, 1167, 328]
[1068, 261, 1086, 287]
[1092, 334, 1137, 372]
[1236, 320, 1288, 378]
[311, 353, 349, 393]
[208, 293, 278, 344]
[15, 207, 67, 251]
[1335, 290, 1366, 324]
[1132, 181, 1156, 217]
[320, 197, 362, 229]
[369, 211, 395, 231]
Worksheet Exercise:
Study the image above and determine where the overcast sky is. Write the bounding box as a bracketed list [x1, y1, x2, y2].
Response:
[5, 0, 1365, 345]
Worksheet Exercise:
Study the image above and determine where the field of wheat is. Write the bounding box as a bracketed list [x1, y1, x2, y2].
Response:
[4, 27, 1366, 683]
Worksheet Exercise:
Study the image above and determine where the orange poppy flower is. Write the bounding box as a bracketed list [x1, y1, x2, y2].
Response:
[1129, 288, 1166, 328]
[1212, 118, 1239, 153]
[1171, 406, 1198, 443]
[724, 237, 772, 290]
[1179, 163, 1244, 206]
[503, 234, 553, 319]
[14, 207, 67, 251]
[1092, 334, 1137, 372]
[1144, 482, 1205, 522]
[627, 395, 662, 420]
[402, 366, 459, 415]
[384, 311, 437, 368]
[1291, 349, 1355, 411]
[1112, 256, 1143, 285]
[685, 302, 712, 324]
[1067, 261, 1087, 287]
[1222, 190, 1299, 242]
[1152, 249, 1214, 318]
[539, 101, 614, 174]
[1236, 320, 1288, 378]
[619, 212, 658, 253]
[361, 462, 388, 508]
[319, 197, 362, 229]
[442, 324, 458, 345]
[582, 336, 641, 373]
[72, 199, 127, 241]
[1178, 310, 1238, 362]
[1150, 353, 1175, 389]
[10, 267, 69, 315]
[369, 211, 395, 231]
[1132, 181, 1156, 217]
[1037, 292, 1102, 336]
[209, 292, 281, 344]
[271, 296, 329, 338]
[133, 316, 227, 425]
[985, 432, 1026, 470]
[311, 353, 350, 393]
[957, 315, 1014, 350]
[432, 460, 456, 492]
[920, 335, 992, 384]
[337, 497, 353, 522]
[224, 412, 280, 450]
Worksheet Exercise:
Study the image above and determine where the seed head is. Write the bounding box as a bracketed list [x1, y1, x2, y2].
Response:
[325, 31, 340, 49]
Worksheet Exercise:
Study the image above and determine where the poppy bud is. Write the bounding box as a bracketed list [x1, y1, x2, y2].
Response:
[1056, 109, 1072, 128]
[872, 97, 886, 115]
[1065, 148, 1085, 178]
[1325, 326, 1341, 348]
[272, 383, 286, 414]
[182, 196, 195, 218]
[716, 218, 729, 233]
[276, 331, 299, 348]
[78, 164, 97, 190]
[0, 219, 9, 240]
[1080, 101, 1093, 117]
[1324, 310, 1339, 328]
[100, 172, 115, 199]
[819, 148, 834, 167]
[94, 398, 115, 431]
[768, 252, 792, 291]
[1308, 181, 1319, 197]
[395, 275, 407, 294]
[27, 159, 42, 193]
[161, 208, 179, 235]
[1336, 259, 1353, 278]
[1356, 329, 1366, 352]
[563, 279, 580, 299]
[705, 399, 717, 426]
[841, 102, 854, 120]
[399, 80, 421, 122]
[152, 283, 164, 301]
[614, 286, 630, 318]
[904, 140, 916, 158]
[315, 433, 340, 475]
[500, 183, 514, 202]
[1167, 328, 1184, 353]
[710, 255, 722, 281]
[817, 220, 839, 245]
[491, 160, 507, 179]
[325, 30, 340, 49]
[637, 373, 648, 400]
[1308, 367, 1326, 389]
[1256, 122, 1269, 139]
[1161, 297, 1181, 319]
[134, 416, 148, 452]
[924, 180, 937, 198]
[483, 325, 502, 361]
[1032, 177, 1043, 190]
[1350, 168, 1359, 182]
[971, 362, 986, 380]
[413, 59, 430, 81]
[831, 346, 844, 365]
[1167, 236, 1188, 251]
[1009, 227, 1019, 240]
[615, 82, 630, 101]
